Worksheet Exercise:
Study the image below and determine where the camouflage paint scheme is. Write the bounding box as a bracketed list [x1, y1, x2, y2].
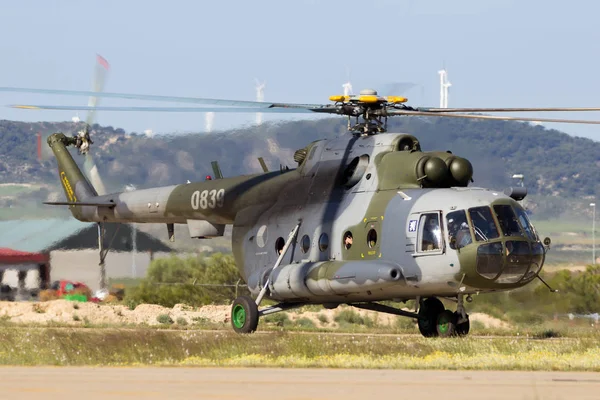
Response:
[48, 130, 545, 306]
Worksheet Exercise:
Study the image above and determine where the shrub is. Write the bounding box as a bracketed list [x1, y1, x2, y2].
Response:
[264, 312, 290, 327]
[157, 314, 173, 324]
[334, 310, 374, 327]
[124, 253, 250, 308]
[295, 317, 315, 329]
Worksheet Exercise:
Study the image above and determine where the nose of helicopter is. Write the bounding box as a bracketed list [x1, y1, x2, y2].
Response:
[444, 196, 547, 289]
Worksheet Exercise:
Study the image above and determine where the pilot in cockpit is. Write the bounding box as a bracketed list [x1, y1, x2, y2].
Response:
[447, 211, 472, 249]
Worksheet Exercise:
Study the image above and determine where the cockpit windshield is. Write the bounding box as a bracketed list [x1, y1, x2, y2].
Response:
[493, 205, 523, 237]
[513, 205, 538, 241]
[446, 210, 472, 249]
[468, 206, 500, 242]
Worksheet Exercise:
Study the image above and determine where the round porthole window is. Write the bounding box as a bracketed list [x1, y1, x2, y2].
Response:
[343, 231, 353, 249]
[275, 237, 285, 255]
[301, 234, 311, 253]
[319, 233, 329, 252]
[367, 229, 378, 248]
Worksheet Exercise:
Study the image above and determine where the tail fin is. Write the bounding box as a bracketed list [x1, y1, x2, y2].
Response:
[47, 133, 98, 218]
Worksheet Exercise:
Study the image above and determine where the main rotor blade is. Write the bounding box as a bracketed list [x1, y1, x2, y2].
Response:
[9, 105, 325, 113]
[87, 54, 110, 127]
[388, 110, 600, 124]
[80, 54, 110, 196]
[418, 107, 600, 113]
[83, 153, 107, 195]
[0, 86, 323, 108]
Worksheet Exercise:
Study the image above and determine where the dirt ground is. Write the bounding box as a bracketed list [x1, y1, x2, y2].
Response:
[0, 300, 510, 330]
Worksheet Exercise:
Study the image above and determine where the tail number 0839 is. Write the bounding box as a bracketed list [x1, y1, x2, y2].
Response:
[191, 189, 225, 210]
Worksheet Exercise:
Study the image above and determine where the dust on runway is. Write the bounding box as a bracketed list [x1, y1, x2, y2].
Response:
[3, 367, 599, 399]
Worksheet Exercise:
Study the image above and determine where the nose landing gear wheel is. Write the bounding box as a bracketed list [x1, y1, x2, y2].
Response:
[436, 310, 458, 337]
[231, 295, 259, 334]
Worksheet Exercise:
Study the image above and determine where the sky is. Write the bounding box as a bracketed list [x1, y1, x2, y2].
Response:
[1, 0, 600, 141]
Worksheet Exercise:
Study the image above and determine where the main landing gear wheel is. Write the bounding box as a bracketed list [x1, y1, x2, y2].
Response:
[436, 309, 458, 338]
[418, 297, 445, 337]
[231, 295, 259, 334]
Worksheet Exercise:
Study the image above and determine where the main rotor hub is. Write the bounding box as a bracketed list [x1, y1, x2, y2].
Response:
[359, 89, 378, 96]
[328, 88, 410, 135]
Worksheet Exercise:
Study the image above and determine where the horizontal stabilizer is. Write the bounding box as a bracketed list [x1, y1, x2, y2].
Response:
[43, 201, 116, 208]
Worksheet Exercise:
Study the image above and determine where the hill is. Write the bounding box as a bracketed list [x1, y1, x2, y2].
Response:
[0, 116, 598, 220]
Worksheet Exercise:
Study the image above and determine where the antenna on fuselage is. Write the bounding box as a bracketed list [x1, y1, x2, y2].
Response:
[258, 157, 269, 173]
[211, 161, 224, 179]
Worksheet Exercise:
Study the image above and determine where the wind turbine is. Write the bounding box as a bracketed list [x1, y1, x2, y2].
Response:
[205, 111, 215, 133]
[438, 69, 451, 108]
[255, 79, 266, 126]
[342, 67, 353, 97]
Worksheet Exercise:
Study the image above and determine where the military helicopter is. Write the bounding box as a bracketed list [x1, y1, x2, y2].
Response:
[3, 83, 600, 337]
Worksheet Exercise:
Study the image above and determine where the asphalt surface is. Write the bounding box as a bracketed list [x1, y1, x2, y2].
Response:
[3, 367, 600, 399]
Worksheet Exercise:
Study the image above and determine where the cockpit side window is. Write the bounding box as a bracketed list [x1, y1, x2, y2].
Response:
[468, 206, 500, 242]
[493, 205, 523, 237]
[419, 213, 442, 252]
[513, 205, 538, 241]
[447, 210, 472, 249]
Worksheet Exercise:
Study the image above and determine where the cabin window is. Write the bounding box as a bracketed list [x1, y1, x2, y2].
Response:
[319, 233, 329, 252]
[418, 213, 442, 252]
[300, 234, 311, 253]
[343, 231, 353, 249]
[275, 237, 285, 255]
[367, 229, 377, 248]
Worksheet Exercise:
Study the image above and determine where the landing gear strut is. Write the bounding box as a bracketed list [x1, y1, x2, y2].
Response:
[97, 222, 121, 292]
[230, 221, 302, 334]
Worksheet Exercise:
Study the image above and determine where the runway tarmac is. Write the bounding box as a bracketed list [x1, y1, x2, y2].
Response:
[2, 367, 599, 399]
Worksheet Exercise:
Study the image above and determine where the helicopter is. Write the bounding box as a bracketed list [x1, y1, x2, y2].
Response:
[3, 83, 600, 337]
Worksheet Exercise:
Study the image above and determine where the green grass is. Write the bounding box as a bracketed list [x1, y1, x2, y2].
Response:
[0, 327, 598, 370]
